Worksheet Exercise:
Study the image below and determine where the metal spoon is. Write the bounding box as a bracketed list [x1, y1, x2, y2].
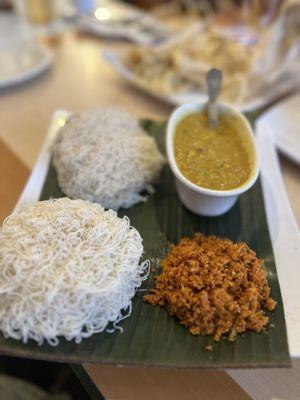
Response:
[206, 68, 222, 128]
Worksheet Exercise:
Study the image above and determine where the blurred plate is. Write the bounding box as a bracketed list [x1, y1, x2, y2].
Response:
[103, 50, 287, 113]
[75, 0, 171, 45]
[259, 94, 300, 165]
[0, 44, 53, 89]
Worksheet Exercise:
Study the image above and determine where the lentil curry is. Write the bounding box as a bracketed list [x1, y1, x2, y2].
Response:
[174, 111, 252, 190]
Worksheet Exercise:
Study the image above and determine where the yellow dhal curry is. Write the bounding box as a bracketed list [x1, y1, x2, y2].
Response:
[174, 111, 252, 191]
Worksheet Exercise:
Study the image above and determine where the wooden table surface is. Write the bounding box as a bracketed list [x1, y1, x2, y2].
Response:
[1, 31, 300, 400]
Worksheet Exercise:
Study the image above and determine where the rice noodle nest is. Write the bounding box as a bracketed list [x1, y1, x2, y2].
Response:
[52, 108, 165, 210]
[0, 198, 149, 345]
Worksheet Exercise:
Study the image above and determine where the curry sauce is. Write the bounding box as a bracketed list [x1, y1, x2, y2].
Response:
[174, 111, 252, 190]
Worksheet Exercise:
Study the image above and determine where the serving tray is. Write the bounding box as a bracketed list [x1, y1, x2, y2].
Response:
[0, 116, 290, 368]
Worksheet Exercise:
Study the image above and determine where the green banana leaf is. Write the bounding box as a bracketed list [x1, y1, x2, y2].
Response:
[0, 120, 290, 368]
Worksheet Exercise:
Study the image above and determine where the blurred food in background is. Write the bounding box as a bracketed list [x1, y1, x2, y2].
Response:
[123, 24, 252, 103]
[1, 0, 300, 108]
[253, 1, 300, 82]
[105, 0, 300, 108]
[143, 0, 284, 25]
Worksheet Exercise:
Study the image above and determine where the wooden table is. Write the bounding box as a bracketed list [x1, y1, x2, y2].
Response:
[1, 31, 300, 400]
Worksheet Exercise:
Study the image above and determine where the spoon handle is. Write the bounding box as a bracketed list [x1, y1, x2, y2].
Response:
[206, 68, 222, 128]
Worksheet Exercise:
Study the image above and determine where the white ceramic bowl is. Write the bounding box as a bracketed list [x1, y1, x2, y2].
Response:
[166, 102, 259, 217]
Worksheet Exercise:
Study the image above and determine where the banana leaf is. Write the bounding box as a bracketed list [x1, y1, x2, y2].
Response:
[0, 120, 290, 368]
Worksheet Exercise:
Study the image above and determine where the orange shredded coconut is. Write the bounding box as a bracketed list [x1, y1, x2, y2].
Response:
[144, 233, 276, 341]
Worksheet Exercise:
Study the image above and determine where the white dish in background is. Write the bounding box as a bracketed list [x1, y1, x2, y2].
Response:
[166, 102, 259, 217]
[0, 14, 53, 89]
[0, 44, 53, 89]
[258, 94, 300, 165]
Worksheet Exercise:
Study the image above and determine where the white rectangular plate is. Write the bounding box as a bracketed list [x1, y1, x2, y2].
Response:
[16, 110, 300, 358]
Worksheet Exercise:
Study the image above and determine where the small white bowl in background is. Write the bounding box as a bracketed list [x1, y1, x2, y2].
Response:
[166, 102, 259, 217]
